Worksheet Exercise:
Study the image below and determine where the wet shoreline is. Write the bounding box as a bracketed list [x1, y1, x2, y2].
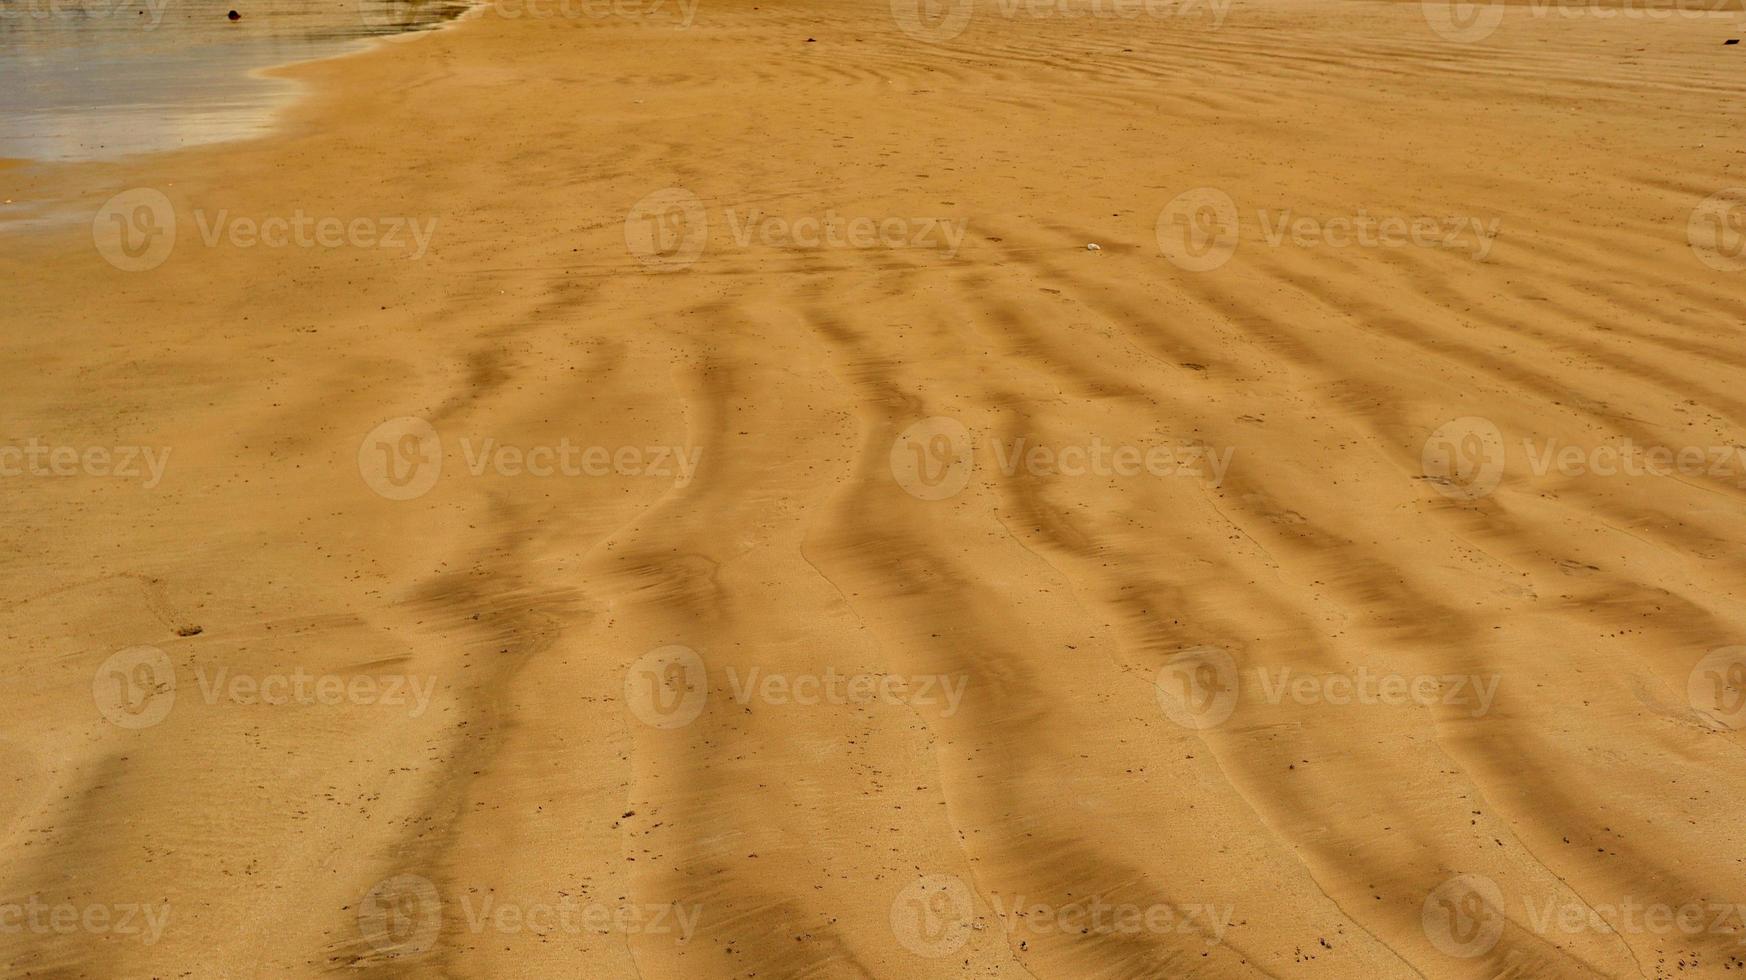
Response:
[0, 0, 470, 162]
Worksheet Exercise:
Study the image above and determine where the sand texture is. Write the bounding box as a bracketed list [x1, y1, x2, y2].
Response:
[3, 0, 1746, 975]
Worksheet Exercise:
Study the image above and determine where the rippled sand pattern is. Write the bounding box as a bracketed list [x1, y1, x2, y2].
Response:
[2, 0, 1746, 976]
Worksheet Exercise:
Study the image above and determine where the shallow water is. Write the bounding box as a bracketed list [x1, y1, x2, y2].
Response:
[0, 0, 467, 161]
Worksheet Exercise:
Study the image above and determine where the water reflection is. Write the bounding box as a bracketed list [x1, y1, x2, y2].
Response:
[0, 0, 468, 161]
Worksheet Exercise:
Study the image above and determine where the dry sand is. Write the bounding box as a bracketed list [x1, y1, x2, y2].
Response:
[4, 0, 1746, 975]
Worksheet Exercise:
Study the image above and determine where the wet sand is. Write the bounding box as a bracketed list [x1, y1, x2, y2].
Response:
[3, 0, 1746, 976]
[0, 0, 468, 161]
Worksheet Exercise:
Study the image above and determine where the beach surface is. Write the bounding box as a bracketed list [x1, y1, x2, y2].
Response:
[0, 0, 466, 161]
[3, 0, 1746, 975]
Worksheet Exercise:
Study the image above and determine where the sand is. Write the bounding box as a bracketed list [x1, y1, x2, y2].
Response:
[3, 0, 1746, 975]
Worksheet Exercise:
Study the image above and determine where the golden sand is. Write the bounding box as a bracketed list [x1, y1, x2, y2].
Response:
[3, 0, 1746, 975]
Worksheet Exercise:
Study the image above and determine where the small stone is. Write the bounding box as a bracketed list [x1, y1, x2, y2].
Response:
[1086, 243, 1101, 251]
[227, 9, 240, 18]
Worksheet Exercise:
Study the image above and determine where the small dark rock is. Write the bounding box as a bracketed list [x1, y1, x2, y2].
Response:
[227, 9, 240, 18]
